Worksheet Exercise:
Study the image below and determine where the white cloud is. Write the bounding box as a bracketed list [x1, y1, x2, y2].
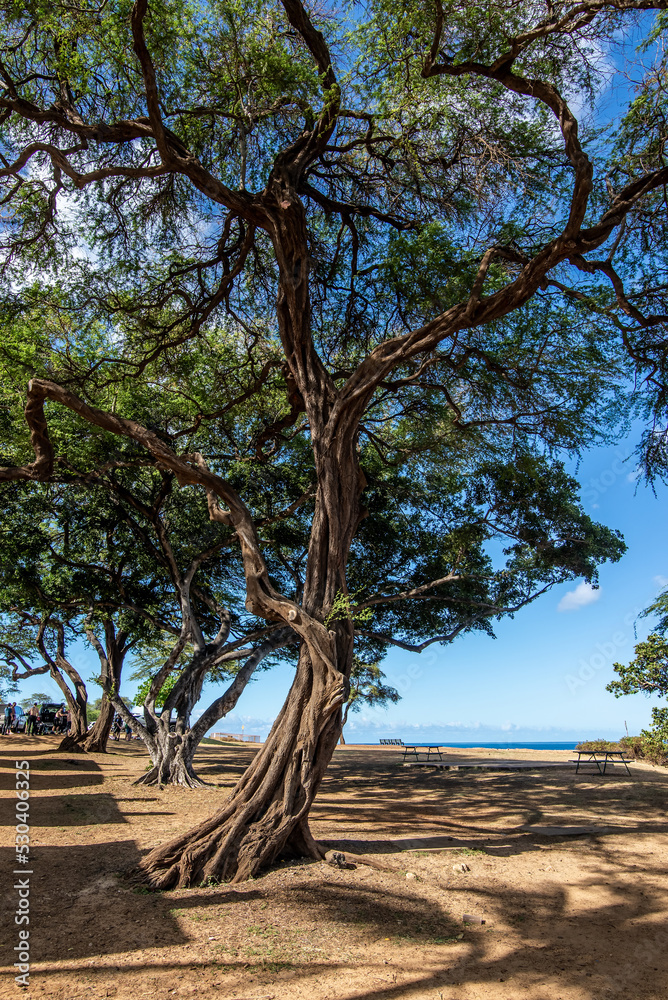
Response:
[654, 575, 668, 590]
[558, 582, 601, 612]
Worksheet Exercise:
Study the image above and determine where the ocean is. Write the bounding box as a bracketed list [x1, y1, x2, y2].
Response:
[373, 741, 578, 750]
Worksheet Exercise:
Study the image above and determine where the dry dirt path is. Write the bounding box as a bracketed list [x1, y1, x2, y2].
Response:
[1, 737, 667, 1000]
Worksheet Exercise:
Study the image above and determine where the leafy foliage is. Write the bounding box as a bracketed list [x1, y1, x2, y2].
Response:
[608, 587, 668, 763]
[134, 672, 179, 712]
[343, 656, 401, 724]
[609, 633, 668, 700]
[0, 665, 18, 704]
[19, 692, 52, 709]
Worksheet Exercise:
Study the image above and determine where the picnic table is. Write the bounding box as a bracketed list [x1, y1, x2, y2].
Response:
[401, 743, 447, 762]
[573, 749, 633, 776]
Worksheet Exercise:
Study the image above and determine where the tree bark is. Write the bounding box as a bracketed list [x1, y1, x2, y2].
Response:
[80, 694, 116, 752]
[134, 728, 205, 788]
[339, 702, 350, 745]
[55, 732, 84, 752]
[52, 659, 88, 753]
[138, 642, 345, 887]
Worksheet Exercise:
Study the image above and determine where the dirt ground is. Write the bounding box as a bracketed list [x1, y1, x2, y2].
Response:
[1, 736, 667, 1000]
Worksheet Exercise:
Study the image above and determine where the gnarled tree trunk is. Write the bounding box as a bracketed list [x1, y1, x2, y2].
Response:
[61, 626, 129, 753]
[339, 702, 351, 745]
[134, 728, 205, 788]
[139, 643, 345, 886]
[79, 694, 116, 752]
[56, 728, 86, 752]
[122, 629, 297, 789]
[52, 660, 88, 753]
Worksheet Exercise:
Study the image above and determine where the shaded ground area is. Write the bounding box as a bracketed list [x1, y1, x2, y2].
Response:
[1, 736, 667, 999]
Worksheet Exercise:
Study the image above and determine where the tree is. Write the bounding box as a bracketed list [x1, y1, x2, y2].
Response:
[339, 656, 400, 744]
[609, 590, 668, 746]
[19, 693, 52, 710]
[609, 634, 668, 702]
[609, 632, 668, 755]
[69, 462, 302, 786]
[0, 481, 157, 751]
[0, 0, 660, 883]
[0, 468, 299, 776]
[116, 626, 296, 786]
[0, 609, 94, 746]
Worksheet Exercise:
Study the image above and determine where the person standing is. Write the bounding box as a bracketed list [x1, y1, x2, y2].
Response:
[26, 704, 39, 735]
[2, 702, 16, 734]
[111, 714, 123, 741]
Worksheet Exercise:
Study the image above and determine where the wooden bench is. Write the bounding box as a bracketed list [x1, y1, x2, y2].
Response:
[380, 738, 404, 745]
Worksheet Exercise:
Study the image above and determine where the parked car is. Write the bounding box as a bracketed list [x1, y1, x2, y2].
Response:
[38, 703, 64, 735]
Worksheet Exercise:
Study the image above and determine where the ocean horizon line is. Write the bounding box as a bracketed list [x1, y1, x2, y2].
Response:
[350, 740, 580, 750]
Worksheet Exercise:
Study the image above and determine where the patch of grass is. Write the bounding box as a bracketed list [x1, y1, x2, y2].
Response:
[247, 960, 296, 973]
[199, 875, 222, 888]
[454, 847, 485, 857]
[209, 961, 237, 972]
[235, 923, 324, 969]
[243, 941, 296, 968]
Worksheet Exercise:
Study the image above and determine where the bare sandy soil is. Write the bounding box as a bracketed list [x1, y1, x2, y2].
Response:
[1, 736, 667, 1000]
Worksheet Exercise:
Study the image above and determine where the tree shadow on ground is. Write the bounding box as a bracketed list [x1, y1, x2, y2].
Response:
[311, 749, 668, 840]
[0, 842, 188, 965]
[0, 792, 128, 827]
[4, 743, 666, 999]
[0, 747, 106, 790]
[20, 848, 667, 999]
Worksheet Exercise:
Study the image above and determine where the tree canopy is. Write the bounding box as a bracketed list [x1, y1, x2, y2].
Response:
[340, 656, 401, 737]
[609, 633, 668, 702]
[0, 0, 666, 883]
[609, 587, 668, 750]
